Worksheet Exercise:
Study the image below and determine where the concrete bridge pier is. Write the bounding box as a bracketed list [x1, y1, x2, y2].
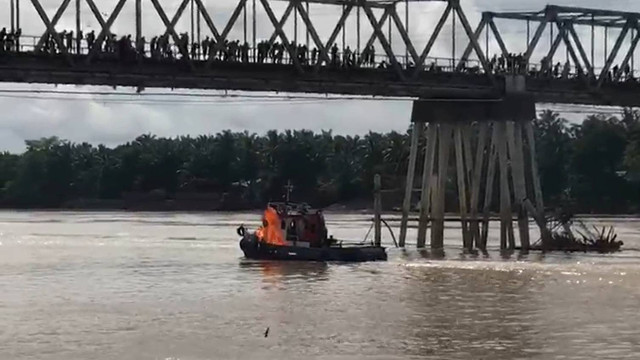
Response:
[397, 95, 545, 252]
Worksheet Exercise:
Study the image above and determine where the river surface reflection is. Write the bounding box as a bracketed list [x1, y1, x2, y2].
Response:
[0, 211, 638, 359]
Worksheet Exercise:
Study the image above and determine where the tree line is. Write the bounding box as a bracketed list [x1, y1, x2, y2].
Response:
[0, 110, 638, 213]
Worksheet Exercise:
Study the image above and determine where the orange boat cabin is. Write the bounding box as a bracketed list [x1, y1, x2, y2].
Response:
[255, 202, 329, 248]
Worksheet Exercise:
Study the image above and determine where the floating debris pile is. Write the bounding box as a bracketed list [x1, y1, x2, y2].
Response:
[531, 209, 623, 253]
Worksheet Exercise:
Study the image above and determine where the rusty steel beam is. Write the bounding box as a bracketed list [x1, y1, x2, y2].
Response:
[389, 6, 419, 65]
[84, 0, 124, 61]
[206, 0, 248, 67]
[614, 23, 640, 81]
[567, 23, 594, 78]
[260, 0, 304, 73]
[295, 1, 332, 69]
[458, 17, 486, 70]
[488, 18, 509, 58]
[318, 4, 353, 70]
[412, 2, 451, 76]
[362, 3, 405, 80]
[357, 6, 389, 67]
[556, 21, 588, 84]
[272, 0, 447, 8]
[194, 0, 221, 41]
[524, 19, 547, 62]
[267, 1, 294, 46]
[598, 20, 632, 87]
[150, 0, 191, 60]
[453, 2, 492, 77]
[32, 0, 71, 53]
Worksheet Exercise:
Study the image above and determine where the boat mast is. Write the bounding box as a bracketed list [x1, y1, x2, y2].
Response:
[284, 180, 294, 203]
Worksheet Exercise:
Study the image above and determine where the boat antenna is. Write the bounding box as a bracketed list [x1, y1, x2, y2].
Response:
[284, 180, 294, 203]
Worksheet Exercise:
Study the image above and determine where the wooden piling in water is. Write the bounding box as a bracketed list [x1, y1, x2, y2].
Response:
[400, 95, 542, 252]
[481, 125, 498, 250]
[417, 124, 436, 248]
[469, 123, 488, 249]
[399, 122, 423, 248]
[431, 123, 452, 250]
[374, 174, 382, 247]
[524, 121, 544, 214]
[507, 121, 530, 250]
[496, 122, 515, 250]
[454, 125, 471, 250]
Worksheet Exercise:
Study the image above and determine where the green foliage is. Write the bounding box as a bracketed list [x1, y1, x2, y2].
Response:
[533, 110, 572, 203]
[0, 112, 638, 213]
[532, 109, 640, 213]
[0, 131, 412, 208]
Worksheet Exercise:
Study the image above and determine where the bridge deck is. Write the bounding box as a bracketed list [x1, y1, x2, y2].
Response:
[1, 53, 639, 107]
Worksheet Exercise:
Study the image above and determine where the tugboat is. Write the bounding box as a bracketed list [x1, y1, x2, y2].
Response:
[237, 183, 387, 262]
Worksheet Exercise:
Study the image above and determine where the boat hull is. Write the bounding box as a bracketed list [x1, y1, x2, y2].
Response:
[239, 235, 387, 262]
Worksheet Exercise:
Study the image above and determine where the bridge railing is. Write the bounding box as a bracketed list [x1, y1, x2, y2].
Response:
[10, 34, 485, 71]
[4, 35, 638, 82]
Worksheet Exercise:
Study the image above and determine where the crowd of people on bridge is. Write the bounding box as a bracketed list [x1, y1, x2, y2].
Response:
[1, 24, 638, 82]
[13, 27, 388, 70]
[486, 52, 636, 81]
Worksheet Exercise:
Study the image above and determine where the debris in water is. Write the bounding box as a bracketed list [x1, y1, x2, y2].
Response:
[532, 208, 623, 253]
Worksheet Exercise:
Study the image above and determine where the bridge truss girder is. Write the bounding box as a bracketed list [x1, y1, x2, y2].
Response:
[460, 5, 640, 89]
[22, 0, 493, 83]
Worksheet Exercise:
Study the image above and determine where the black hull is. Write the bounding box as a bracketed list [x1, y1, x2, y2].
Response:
[239, 236, 387, 262]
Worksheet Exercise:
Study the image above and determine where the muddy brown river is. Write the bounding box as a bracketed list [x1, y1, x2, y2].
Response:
[0, 211, 638, 359]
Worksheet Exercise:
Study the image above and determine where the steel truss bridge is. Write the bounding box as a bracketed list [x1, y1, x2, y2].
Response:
[1, 0, 640, 106]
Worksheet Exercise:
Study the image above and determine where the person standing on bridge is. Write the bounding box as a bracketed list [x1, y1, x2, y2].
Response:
[257, 41, 265, 63]
[0, 28, 6, 52]
[150, 36, 158, 59]
[0, 28, 7, 53]
[540, 56, 550, 77]
[343, 46, 352, 68]
[288, 41, 297, 64]
[613, 65, 620, 81]
[208, 39, 216, 61]
[61, 31, 67, 52]
[562, 61, 571, 79]
[13, 28, 21, 52]
[298, 44, 308, 65]
[66, 31, 74, 53]
[191, 40, 199, 60]
[77, 29, 83, 54]
[136, 36, 145, 58]
[202, 37, 210, 60]
[331, 43, 338, 66]
[4, 32, 12, 53]
[242, 42, 250, 63]
[86, 31, 95, 52]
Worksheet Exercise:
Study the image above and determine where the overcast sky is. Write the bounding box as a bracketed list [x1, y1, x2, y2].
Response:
[0, 0, 639, 153]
